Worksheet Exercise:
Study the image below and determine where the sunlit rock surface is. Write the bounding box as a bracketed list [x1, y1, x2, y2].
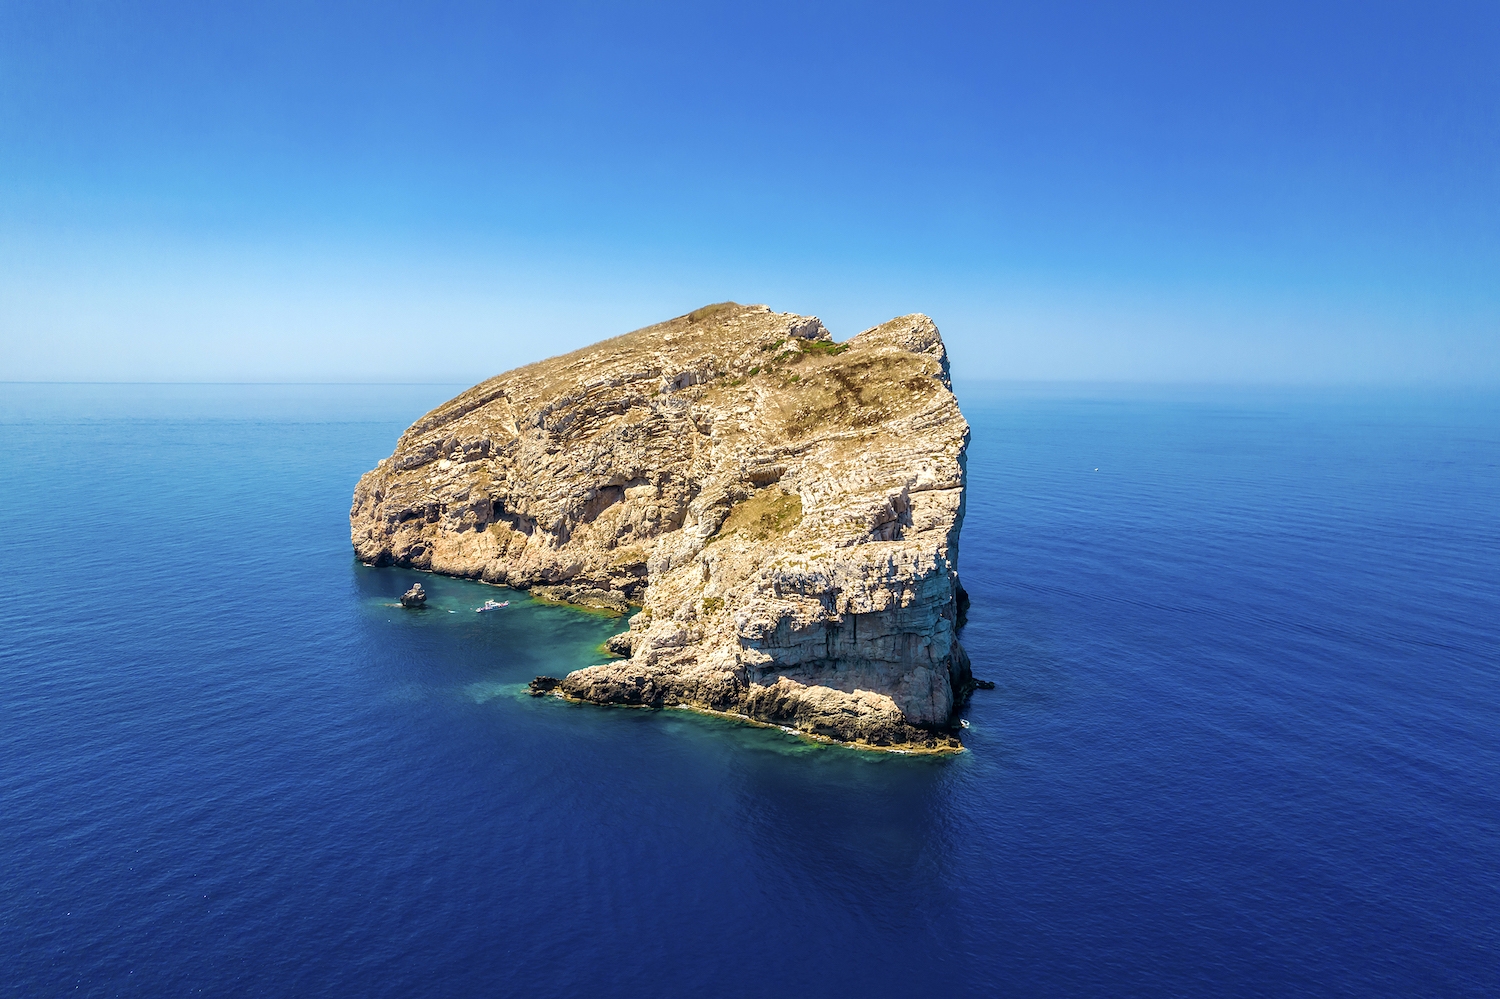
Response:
[351, 303, 971, 749]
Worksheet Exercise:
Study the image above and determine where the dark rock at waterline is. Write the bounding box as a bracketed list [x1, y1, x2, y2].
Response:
[528, 676, 561, 696]
[400, 583, 427, 608]
[951, 674, 995, 708]
[603, 632, 633, 657]
[531, 584, 631, 615]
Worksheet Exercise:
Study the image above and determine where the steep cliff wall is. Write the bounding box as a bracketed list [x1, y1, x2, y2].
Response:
[351, 303, 971, 749]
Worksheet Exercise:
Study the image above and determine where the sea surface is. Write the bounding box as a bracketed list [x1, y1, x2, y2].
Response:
[2, 381, 1497, 998]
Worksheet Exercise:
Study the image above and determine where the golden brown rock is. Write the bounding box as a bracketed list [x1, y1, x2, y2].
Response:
[351, 303, 970, 748]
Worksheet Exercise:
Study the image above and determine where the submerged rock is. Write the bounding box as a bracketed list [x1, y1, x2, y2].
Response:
[399, 583, 427, 608]
[352, 303, 970, 749]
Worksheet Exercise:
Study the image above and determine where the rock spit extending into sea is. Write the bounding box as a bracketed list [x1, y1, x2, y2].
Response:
[352, 303, 971, 750]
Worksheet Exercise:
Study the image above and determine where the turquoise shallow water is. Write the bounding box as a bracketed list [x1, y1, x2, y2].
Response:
[2, 382, 1497, 997]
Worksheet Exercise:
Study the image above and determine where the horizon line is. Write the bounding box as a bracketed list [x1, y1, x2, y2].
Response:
[4, 378, 1500, 390]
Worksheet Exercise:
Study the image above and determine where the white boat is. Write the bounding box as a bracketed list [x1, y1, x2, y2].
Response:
[476, 600, 510, 613]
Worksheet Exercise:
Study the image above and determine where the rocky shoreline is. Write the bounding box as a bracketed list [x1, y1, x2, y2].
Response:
[531, 681, 964, 754]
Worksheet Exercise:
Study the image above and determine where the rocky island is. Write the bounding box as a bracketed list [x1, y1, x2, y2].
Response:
[351, 303, 972, 750]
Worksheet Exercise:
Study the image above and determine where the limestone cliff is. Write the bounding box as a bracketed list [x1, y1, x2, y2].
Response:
[351, 303, 971, 750]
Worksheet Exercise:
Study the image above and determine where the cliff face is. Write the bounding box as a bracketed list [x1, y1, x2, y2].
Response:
[351, 303, 971, 750]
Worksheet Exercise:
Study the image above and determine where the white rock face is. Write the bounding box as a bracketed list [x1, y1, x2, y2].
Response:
[351, 303, 971, 749]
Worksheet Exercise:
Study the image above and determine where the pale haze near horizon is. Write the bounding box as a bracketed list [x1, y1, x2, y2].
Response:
[2, 2, 1496, 386]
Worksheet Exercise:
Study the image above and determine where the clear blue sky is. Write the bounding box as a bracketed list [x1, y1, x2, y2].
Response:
[2, 1, 1496, 383]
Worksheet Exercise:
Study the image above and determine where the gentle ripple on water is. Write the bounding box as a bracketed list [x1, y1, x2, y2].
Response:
[1, 381, 1496, 997]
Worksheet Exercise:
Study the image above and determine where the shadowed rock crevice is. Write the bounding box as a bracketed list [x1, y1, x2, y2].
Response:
[351, 303, 970, 750]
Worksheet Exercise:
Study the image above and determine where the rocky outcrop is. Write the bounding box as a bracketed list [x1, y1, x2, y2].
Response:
[352, 303, 970, 750]
[399, 583, 427, 608]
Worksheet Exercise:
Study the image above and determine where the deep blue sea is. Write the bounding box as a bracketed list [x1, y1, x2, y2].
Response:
[2, 382, 1497, 998]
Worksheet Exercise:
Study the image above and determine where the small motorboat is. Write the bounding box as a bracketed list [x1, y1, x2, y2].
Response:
[476, 600, 510, 613]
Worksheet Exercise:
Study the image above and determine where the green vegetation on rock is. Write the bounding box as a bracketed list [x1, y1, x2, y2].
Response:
[711, 487, 803, 544]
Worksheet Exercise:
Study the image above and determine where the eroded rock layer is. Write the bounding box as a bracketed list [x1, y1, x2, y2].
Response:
[351, 303, 971, 749]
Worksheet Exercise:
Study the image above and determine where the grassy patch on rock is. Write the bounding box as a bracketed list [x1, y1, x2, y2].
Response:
[711, 486, 802, 544]
[608, 545, 647, 569]
[776, 353, 938, 439]
[685, 302, 739, 324]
